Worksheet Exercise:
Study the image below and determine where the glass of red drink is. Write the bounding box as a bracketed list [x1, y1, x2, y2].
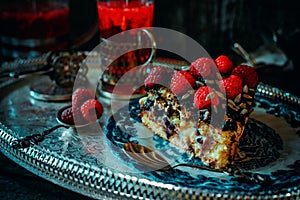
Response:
[97, 0, 156, 99]
[0, 0, 70, 60]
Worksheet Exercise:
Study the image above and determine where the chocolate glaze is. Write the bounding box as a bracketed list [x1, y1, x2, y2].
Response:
[143, 99, 154, 110]
[162, 117, 176, 138]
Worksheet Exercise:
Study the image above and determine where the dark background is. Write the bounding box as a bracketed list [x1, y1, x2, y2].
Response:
[1, 0, 299, 58]
[0, 0, 300, 199]
[71, 0, 300, 96]
[70, 0, 300, 57]
[23, 0, 300, 96]
[154, 0, 300, 55]
[153, 0, 300, 98]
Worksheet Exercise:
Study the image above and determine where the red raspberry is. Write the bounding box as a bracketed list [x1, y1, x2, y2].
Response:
[61, 106, 87, 125]
[170, 71, 196, 95]
[194, 86, 220, 109]
[219, 75, 243, 99]
[72, 88, 95, 109]
[144, 67, 171, 88]
[61, 106, 75, 125]
[215, 55, 233, 74]
[231, 65, 258, 88]
[190, 57, 215, 78]
[80, 99, 104, 121]
[73, 107, 87, 125]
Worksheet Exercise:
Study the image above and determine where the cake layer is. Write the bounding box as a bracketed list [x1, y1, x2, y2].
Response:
[139, 86, 253, 169]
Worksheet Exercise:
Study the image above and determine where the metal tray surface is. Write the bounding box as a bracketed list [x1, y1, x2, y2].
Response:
[0, 68, 300, 199]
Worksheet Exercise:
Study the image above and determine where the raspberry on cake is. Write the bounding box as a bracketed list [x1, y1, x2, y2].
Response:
[194, 86, 220, 109]
[170, 71, 196, 95]
[232, 65, 259, 88]
[215, 55, 233, 74]
[144, 66, 172, 88]
[220, 75, 243, 99]
[190, 57, 214, 78]
[139, 56, 258, 169]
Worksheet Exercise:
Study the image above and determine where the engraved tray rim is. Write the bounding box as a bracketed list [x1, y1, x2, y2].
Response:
[1, 60, 300, 199]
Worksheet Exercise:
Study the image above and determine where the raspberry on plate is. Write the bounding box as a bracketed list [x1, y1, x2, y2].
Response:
[190, 57, 215, 78]
[60, 106, 86, 125]
[219, 75, 243, 99]
[170, 71, 196, 95]
[61, 106, 74, 125]
[215, 55, 233, 74]
[80, 99, 104, 121]
[144, 66, 172, 88]
[72, 88, 95, 109]
[194, 86, 220, 109]
[232, 65, 258, 88]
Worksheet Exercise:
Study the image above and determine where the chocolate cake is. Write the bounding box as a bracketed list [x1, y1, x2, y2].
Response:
[139, 55, 258, 169]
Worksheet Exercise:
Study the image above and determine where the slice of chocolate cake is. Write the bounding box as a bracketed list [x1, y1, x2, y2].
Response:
[139, 55, 258, 169]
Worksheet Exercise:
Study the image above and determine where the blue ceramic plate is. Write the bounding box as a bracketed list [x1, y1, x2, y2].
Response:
[104, 88, 300, 195]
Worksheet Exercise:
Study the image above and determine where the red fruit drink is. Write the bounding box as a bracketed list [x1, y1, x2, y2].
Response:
[97, 1, 154, 38]
[0, 1, 70, 58]
[97, 0, 155, 97]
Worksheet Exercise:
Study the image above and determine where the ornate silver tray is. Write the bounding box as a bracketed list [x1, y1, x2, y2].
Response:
[0, 64, 300, 199]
